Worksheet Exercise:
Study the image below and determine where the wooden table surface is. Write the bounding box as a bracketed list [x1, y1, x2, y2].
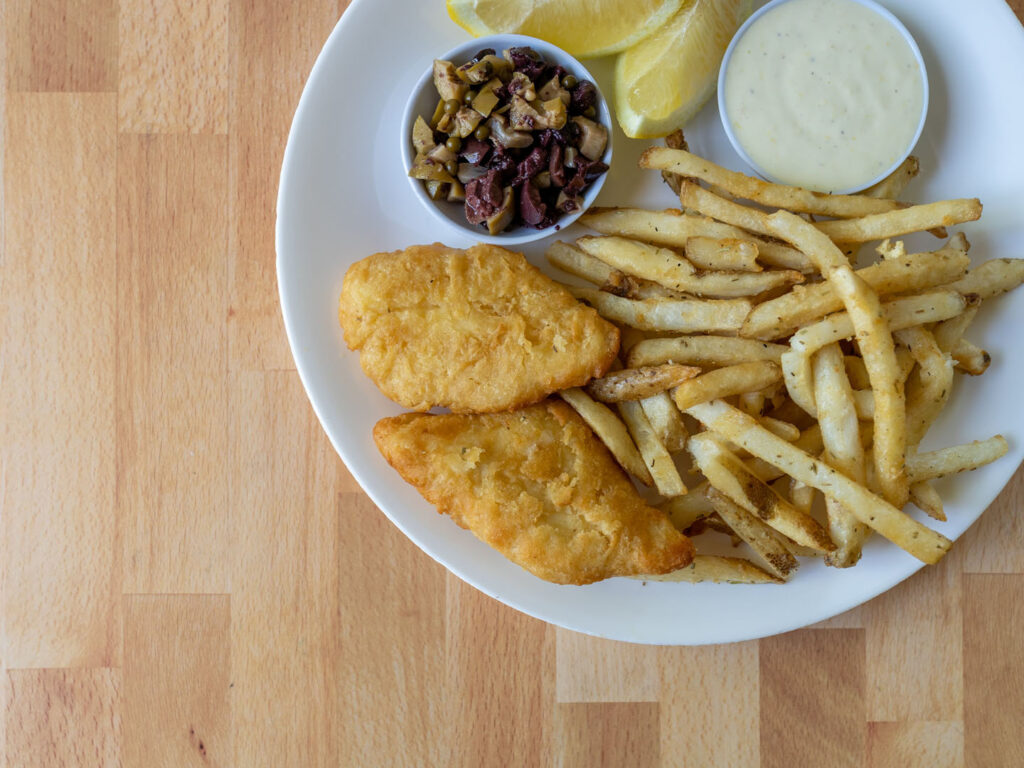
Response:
[3, 1, 1024, 766]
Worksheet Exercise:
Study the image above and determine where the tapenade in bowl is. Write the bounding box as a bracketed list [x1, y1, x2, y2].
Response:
[401, 34, 613, 245]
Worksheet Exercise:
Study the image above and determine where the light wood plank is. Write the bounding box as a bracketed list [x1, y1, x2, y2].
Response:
[229, 370, 342, 766]
[117, 135, 230, 594]
[554, 703, 659, 768]
[122, 595, 230, 768]
[555, 630, 659, 703]
[118, 0, 227, 132]
[963, 574, 1024, 767]
[227, 0, 343, 370]
[760, 629, 865, 768]
[444, 574, 555, 767]
[864, 551, 962, 721]
[5, 669, 121, 767]
[961, 466, 1024, 573]
[659, 642, 760, 768]
[811, 605, 866, 629]
[334, 493, 446, 765]
[5, 0, 117, 92]
[867, 721, 964, 768]
[1, 93, 119, 668]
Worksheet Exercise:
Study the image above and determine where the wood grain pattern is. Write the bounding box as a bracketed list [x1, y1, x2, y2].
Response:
[5, 669, 121, 767]
[117, 135, 231, 595]
[2, 3, 1023, 766]
[963, 574, 1024, 768]
[122, 595, 230, 768]
[660, 643, 760, 767]
[961, 475, 1024, 573]
[5, 0, 117, 92]
[864, 551, 962, 721]
[866, 722, 964, 768]
[444, 574, 555, 767]
[118, 0, 227, 133]
[556, 631, 659, 702]
[760, 629, 866, 768]
[227, 0, 344, 371]
[335, 493, 446, 765]
[1, 93, 119, 669]
[229, 371, 343, 766]
[554, 703, 660, 768]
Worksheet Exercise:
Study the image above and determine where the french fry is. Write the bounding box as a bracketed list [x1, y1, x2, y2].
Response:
[738, 390, 767, 417]
[673, 361, 783, 411]
[942, 258, 1024, 300]
[547, 241, 684, 301]
[575, 236, 804, 298]
[741, 247, 969, 340]
[546, 240, 618, 286]
[906, 436, 1009, 483]
[688, 432, 835, 553]
[781, 350, 817, 417]
[861, 155, 919, 199]
[627, 335, 787, 368]
[618, 400, 687, 497]
[658, 129, 690, 196]
[634, 555, 783, 584]
[788, 290, 967, 358]
[895, 327, 953, 446]
[852, 389, 875, 421]
[685, 236, 761, 272]
[844, 355, 871, 390]
[704, 488, 799, 580]
[759, 416, 801, 442]
[952, 338, 991, 376]
[765, 210, 907, 506]
[641, 146, 904, 217]
[567, 285, 751, 333]
[580, 207, 814, 272]
[586, 364, 701, 402]
[812, 344, 870, 567]
[661, 484, 714, 530]
[910, 481, 946, 522]
[686, 400, 952, 564]
[932, 298, 979, 355]
[639, 391, 689, 452]
[815, 199, 982, 243]
[558, 388, 653, 485]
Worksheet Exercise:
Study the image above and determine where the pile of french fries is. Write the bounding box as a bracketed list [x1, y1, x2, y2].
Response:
[550, 141, 1024, 584]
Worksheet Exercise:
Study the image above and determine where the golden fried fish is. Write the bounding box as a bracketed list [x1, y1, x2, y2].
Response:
[373, 400, 694, 585]
[339, 243, 619, 413]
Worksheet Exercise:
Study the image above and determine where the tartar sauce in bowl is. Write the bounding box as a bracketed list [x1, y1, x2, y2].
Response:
[718, 0, 927, 193]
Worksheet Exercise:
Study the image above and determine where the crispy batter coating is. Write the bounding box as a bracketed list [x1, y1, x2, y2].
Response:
[373, 400, 694, 585]
[339, 243, 620, 413]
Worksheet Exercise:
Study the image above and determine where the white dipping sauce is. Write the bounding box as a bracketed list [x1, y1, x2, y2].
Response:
[723, 0, 925, 192]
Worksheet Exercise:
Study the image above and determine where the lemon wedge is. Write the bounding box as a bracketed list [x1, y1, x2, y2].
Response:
[446, 0, 685, 59]
[614, 0, 753, 139]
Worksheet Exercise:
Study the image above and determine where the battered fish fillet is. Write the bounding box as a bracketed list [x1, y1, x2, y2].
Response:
[373, 400, 695, 585]
[339, 243, 620, 413]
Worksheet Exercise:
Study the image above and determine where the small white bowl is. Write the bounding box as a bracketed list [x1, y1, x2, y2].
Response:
[717, 0, 929, 194]
[400, 33, 613, 245]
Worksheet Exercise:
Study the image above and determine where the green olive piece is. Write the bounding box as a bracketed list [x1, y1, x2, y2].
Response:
[584, 105, 596, 119]
[444, 99, 460, 114]
[463, 90, 476, 104]
[562, 74, 578, 90]
[444, 159, 459, 176]
[446, 136, 463, 152]
[474, 124, 491, 141]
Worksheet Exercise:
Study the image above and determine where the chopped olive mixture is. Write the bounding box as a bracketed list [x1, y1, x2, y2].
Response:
[409, 46, 609, 234]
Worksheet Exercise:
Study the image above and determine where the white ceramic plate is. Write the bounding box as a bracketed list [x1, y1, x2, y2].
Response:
[277, 0, 1024, 644]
